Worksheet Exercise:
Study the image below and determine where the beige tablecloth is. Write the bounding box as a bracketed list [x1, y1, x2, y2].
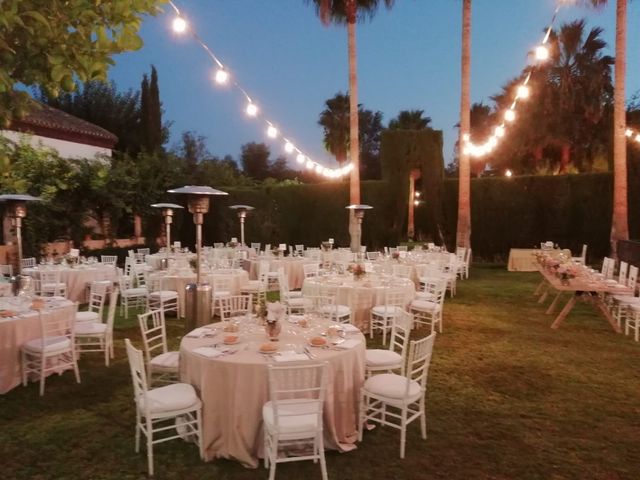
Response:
[180, 321, 366, 468]
[23, 265, 118, 302]
[302, 275, 415, 330]
[150, 269, 249, 317]
[0, 300, 75, 394]
[507, 249, 572, 272]
[244, 257, 317, 290]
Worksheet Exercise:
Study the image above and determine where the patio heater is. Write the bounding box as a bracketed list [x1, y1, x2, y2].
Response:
[346, 204, 373, 258]
[228, 205, 254, 247]
[0, 194, 42, 295]
[150, 203, 184, 270]
[168, 186, 228, 332]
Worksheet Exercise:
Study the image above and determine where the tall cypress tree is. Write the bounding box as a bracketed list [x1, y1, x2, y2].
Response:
[148, 66, 162, 152]
[139, 73, 150, 152]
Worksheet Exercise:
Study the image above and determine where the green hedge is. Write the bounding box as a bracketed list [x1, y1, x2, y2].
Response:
[171, 172, 639, 261]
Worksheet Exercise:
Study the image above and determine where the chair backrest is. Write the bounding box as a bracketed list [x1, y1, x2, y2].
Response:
[144, 273, 165, 293]
[125, 338, 149, 402]
[0, 264, 12, 277]
[420, 277, 447, 305]
[455, 247, 466, 261]
[277, 267, 290, 298]
[39, 302, 78, 350]
[21, 257, 36, 269]
[602, 257, 614, 279]
[219, 295, 251, 321]
[384, 286, 408, 308]
[405, 332, 437, 395]
[106, 288, 119, 331]
[306, 294, 335, 316]
[415, 263, 442, 279]
[389, 311, 412, 368]
[392, 265, 412, 279]
[295, 244, 304, 252]
[40, 270, 63, 296]
[264, 244, 272, 253]
[69, 248, 80, 258]
[124, 257, 134, 277]
[211, 275, 232, 294]
[138, 309, 168, 364]
[366, 251, 380, 261]
[619, 261, 629, 285]
[137, 248, 150, 256]
[303, 263, 319, 278]
[132, 268, 147, 288]
[397, 246, 408, 252]
[580, 244, 587, 262]
[101, 255, 118, 266]
[628, 265, 639, 294]
[86, 286, 108, 317]
[267, 362, 327, 434]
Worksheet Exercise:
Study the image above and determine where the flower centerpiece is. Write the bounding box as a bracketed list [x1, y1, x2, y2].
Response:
[348, 263, 366, 280]
[256, 300, 284, 341]
[271, 247, 282, 257]
[228, 240, 238, 248]
[321, 241, 332, 252]
[391, 251, 401, 261]
[556, 264, 576, 285]
[63, 254, 78, 268]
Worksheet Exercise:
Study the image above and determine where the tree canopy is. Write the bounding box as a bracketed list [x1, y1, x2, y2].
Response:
[0, 0, 164, 123]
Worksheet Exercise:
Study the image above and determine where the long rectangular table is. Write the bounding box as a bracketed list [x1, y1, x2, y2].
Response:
[534, 266, 632, 332]
[508, 248, 571, 272]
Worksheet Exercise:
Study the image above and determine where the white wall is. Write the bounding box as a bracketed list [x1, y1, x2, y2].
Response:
[0, 130, 112, 159]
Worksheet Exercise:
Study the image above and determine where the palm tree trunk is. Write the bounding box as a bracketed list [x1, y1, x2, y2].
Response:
[347, 6, 361, 252]
[456, 0, 472, 249]
[610, 0, 629, 257]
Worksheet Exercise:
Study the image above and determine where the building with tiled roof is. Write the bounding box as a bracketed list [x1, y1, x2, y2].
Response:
[1, 102, 118, 159]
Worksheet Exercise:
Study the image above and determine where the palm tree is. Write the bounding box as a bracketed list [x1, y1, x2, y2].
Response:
[456, 0, 472, 249]
[318, 93, 350, 165]
[580, 0, 627, 255]
[308, 0, 395, 251]
[388, 109, 432, 130]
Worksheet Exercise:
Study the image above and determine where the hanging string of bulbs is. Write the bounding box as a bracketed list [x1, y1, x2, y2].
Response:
[167, 0, 353, 179]
[463, 1, 639, 158]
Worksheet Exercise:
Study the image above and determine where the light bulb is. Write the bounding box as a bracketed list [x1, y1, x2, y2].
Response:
[414, 200, 420, 206]
[462, 133, 470, 142]
[285, 142, 295, 153]
[504, 109, 516, 122]
[495, 126, 505, 137]
[296, 153, 305, 164]
[635, 134, 640, 142]
[505, 169, 513, 177]
[625, 129, 633, 137]
[517, 85, 530, 99]
[246, 103, 258, 116]
[215, 69, 229, 84]
[315, 165, 323, 174]
[535, 45, 549, 61]
[172, 17, 187, 33]
[306, 160, 314, 170]
[267, 126, 278, 138]
[415, 191, 421, 198]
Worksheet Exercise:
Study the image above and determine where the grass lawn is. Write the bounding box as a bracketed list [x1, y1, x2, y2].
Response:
[1, 264, 639, 479]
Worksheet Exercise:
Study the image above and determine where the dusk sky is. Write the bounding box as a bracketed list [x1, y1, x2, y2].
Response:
[108, 0, 640, 169]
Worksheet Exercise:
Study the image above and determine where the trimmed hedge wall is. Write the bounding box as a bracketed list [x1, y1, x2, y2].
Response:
[172, 172, 639, 261]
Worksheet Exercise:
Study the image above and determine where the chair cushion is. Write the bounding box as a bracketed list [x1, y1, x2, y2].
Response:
[614, 295, 640, 304]
[150, 351, 180, 370]
[371, 305, 403, 317]
[241, 280, 261, 292]
[149, 290, 178, 300]
[288, 297, 313, 307]
[320, 305, 351, 316]
[410, 300, 440, 312]
[124, 287, 148, 296]
[213, 291, 231, 298]
[23, 335, 71, 353]
[76, 322, 107, 335]
[137, 382, 199, 414]
[366, 349, 402, 367]
[288, 290, 303, 299]
[415, 291, 437, 301]
[42, 283, 66, 290]
[262, 399, 321, 435]
[76, 311, 100, 323]
[363, 373, 421, 400]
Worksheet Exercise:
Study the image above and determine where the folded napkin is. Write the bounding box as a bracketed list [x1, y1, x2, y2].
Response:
[186, 327, 208, 338]
[333, 339, 361, 350]
[192, 346, 225, 358]
[341, 324, 361, 334]
[273, 350, 309, 362]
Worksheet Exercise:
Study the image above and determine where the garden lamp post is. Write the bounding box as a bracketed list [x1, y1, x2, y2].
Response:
[228, 205, 254, 246]
[346, 204, 373, 254]
[151, 202, 183, 250]
[168, 186, 228, 331]
[0, 194, 42, 274]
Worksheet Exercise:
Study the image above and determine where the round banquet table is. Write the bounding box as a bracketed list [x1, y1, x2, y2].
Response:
[149, 269, 249, 317]
[244, 257, 318, 290]
[23, 264, 118, 302]
[0, 299, 75, 394]
[179, 319, 366, 468]
[302, 274, 415, 330]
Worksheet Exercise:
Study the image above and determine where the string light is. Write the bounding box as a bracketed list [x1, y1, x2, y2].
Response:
[214, 69, 229, 85]
[505, 169, 513, 177]
[535, 45, 549, 61]
[504, 109, 516, 122]
[172, 17, 187, 33]
[166, 0, 348, 178]
[516, 85, 530, 99]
